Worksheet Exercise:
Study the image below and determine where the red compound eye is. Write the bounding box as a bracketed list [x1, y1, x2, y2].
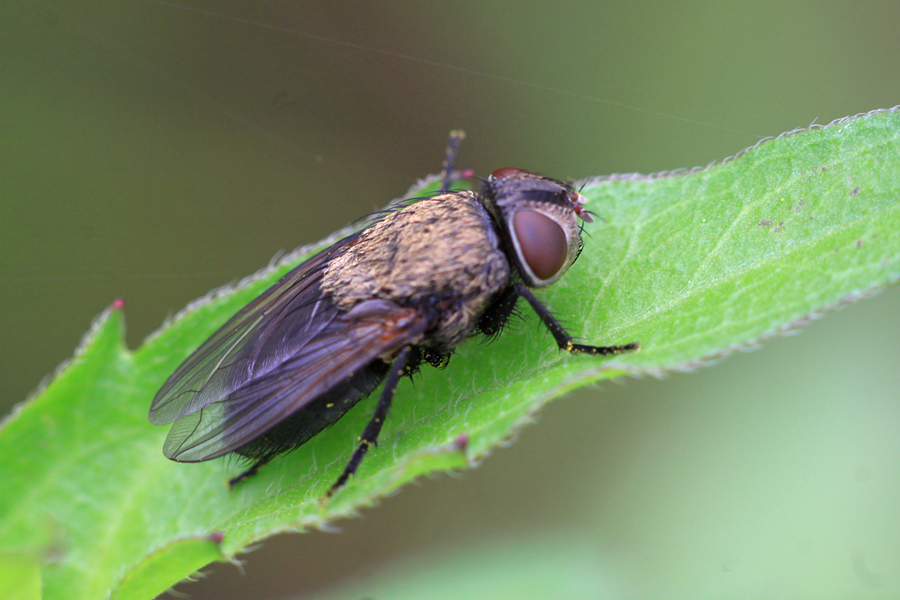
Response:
[511, 209, 568, 281]
[491, 167, 534, 181]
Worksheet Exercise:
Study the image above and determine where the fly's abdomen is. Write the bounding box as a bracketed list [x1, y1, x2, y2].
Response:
[234, 357, 391, 460]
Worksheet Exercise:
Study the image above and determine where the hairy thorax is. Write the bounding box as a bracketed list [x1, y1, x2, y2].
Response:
[321, 192, 511, 348]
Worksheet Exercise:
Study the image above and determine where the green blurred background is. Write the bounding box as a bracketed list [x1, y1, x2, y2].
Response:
[2, 1, 900, 598]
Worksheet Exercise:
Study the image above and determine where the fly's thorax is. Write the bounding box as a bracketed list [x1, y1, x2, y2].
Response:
[321, 192, 511, 346]
[483, 168, 589, 288]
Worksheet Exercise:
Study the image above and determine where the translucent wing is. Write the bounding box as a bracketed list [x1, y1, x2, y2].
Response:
[160, 299, 429, 461]
[149, 235, 358, 426]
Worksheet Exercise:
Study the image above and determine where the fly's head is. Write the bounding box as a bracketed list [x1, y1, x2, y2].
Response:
[483, 167, 592, 288]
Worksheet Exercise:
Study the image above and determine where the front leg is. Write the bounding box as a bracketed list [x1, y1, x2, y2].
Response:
[514, 284, 638, 355]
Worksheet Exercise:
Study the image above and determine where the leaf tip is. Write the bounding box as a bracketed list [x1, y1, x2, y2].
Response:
[76, 299, 127, 357]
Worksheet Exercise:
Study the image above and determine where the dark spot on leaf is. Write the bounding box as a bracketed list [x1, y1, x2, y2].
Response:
[857, 239, 863, 249]
[758, 220, 773, 227]
[851, 187, 860, 196]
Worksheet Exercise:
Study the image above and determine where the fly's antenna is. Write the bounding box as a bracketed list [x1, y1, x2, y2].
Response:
[440, 130, 466, 192]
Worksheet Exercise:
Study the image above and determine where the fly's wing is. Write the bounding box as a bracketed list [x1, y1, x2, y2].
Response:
[149, 235, 359, 426]
[161, 299, 430, 462]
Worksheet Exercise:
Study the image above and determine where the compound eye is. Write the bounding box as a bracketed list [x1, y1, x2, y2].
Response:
[491, 167, 533, 181]
[512, 210, 568, 281]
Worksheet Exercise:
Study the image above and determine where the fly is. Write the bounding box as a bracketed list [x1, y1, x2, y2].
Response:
[149, 133, 638, 498]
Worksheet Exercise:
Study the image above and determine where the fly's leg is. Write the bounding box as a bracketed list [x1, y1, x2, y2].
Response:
[515, 284, 639, 355]
[440, 130, 467, 192]
[228, 456, 273, 489]
[324, 346, 412, 500]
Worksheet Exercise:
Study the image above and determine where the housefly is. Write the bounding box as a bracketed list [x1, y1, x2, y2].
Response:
[149, 134, 638, 498]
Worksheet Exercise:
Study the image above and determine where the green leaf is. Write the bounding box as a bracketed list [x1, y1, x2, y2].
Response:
[1, 107, 898, 599]
[0, 553, 42, 600]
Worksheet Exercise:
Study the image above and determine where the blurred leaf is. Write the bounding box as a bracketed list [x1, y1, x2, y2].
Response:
[1, 108, 898, 599]
[301, 533, 616, 600]
[0, 553, 41, 600]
